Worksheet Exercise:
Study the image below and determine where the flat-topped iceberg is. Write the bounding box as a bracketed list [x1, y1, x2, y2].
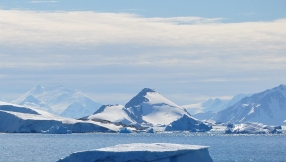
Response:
[58, 143, 213, 162]
[225, 122, 282, 134]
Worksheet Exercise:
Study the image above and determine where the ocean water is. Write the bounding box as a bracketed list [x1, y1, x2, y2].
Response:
[0, 132, 286, 162]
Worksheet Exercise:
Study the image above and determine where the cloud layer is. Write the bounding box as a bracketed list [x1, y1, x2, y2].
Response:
[0, 9, 286, 104]
[1, 10, 285, 47]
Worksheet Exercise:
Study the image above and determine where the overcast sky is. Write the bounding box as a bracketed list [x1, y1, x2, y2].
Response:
[0, 0, 286, 105]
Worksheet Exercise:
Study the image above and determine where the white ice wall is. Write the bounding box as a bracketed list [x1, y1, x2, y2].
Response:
[58, 143, 213, 162]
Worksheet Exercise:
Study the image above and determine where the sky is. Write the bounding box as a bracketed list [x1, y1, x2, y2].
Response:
[0, 0, 286, 105]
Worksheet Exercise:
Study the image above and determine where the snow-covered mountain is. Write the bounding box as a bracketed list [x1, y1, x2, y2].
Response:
[13, 85, 102, 119]
[214, 84, 286, 125]
[223, 94, 251, 110]
[183, 98, 229, 115]
[183, 94, 250, 121]
[86, 88, 212, 131]
[18, 95, 54, 113]
[124, 88, 192, 126]
[0, 102, 120, 133]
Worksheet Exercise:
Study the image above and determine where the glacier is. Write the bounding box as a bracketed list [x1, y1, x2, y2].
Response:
[0, 102, 122, 133]
[57, 143, 213, 162]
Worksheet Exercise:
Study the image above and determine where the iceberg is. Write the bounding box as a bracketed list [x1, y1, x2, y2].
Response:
[146, 127, 154, 133]
[42, 125, 72, 134]
[58, 143, 213, 162]
[225, 122, 282, 134]
[118, 127, 132, 133]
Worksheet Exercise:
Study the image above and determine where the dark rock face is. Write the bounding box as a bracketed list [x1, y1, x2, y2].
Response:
[165, 115, 212, 132]
[93, 105, 109, 114]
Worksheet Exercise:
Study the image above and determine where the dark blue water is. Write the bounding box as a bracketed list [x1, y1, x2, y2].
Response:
[0, 133, 286, 162]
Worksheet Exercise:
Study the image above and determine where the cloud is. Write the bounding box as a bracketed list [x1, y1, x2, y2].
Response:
[0, 9, 286, 104]
[148, 16, 223, 24]
[0, 10, 285, 49]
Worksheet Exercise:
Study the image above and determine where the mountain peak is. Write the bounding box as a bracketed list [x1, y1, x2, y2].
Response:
[277, 84, 286, 90]
[30, 84, 45, 94]
[125, 88, 157, 108]
[93, 104, 116, 114]
[25, 95, 38, 101]
[34, 84, 43, 88]
[140, 88, 156, 93]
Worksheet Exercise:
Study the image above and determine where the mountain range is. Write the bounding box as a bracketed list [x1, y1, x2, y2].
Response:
[213, 84, 286, 125]
[3, 84, 286, 130]
[12, 85, 102, 119]
[182, 94, 250, 120]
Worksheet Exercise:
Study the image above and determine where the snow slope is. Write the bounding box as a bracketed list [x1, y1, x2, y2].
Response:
[13, 85, 102, 118]
[58, 143, 213, 162]
[86, 104, 134, 125]
[214, 84, 286, 125]
[0, 102, 120, 133]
